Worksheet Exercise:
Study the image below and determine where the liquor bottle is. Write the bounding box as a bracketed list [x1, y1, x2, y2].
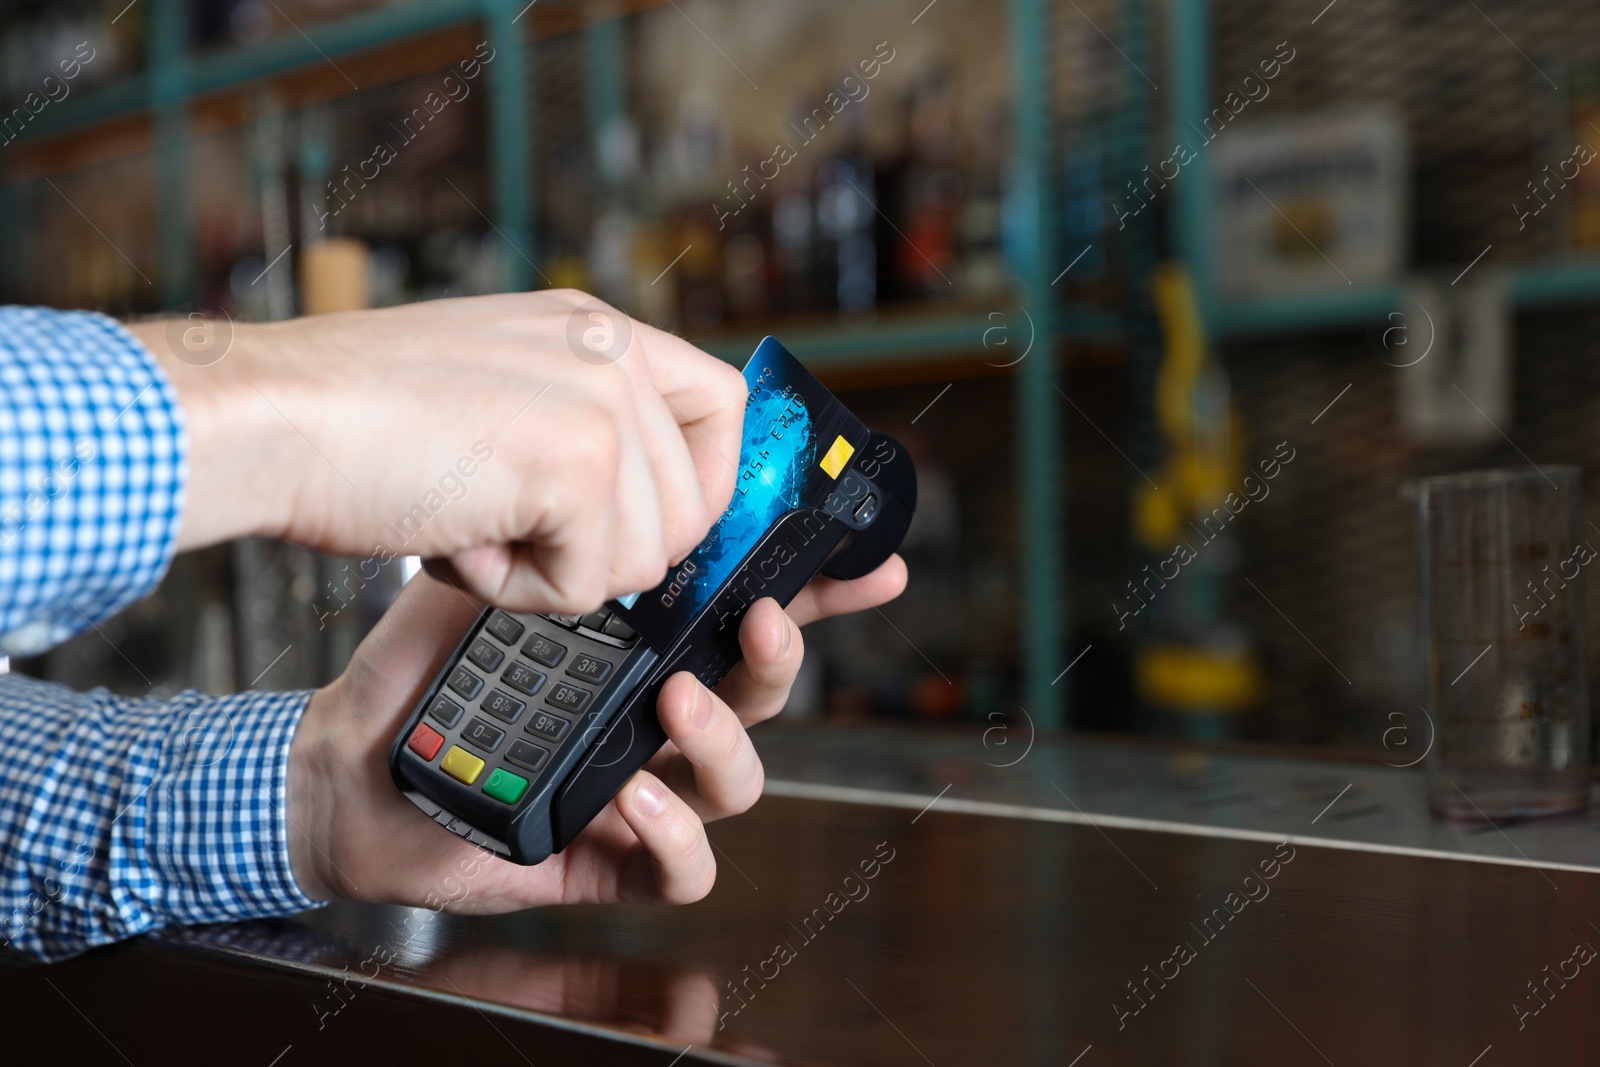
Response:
[722, 212, 771, 323]
[769, 188, 817, 316]
[673, 206, 726, 332]
[957, 100, 1010, 300]
[814, 109, 877, 315]
[878, 67, 963, 303]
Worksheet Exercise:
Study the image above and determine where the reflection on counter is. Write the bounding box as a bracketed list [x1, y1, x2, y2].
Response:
[155, 913, 776, 1060]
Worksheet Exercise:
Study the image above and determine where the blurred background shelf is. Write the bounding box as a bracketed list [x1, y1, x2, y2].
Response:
[1509, 255, 1600, 309]
[0, 0, 1082, 731]
[1210, 284, 1402, 339]
[1211, 256, 1600, 338]
[693, 303, 1123, 372]
[16, 0, 486, 141]
[10, 0, 1600, 754]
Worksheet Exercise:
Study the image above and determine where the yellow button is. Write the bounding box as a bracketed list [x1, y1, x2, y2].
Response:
[440, 745, 485, 785]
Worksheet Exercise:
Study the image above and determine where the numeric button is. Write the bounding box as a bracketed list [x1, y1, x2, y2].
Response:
[485, 612, 525, 645]
[447, 666, 484, 700]
[461, 717, 506, 753]
[567, 653, 613, 685]
[520, 633, 566, 668]
[482, 689, 526, 724]
[527, 710, 571, 743]
[466, 638, 504, 673]
[546, 681, 592, 714]
[503, 661, 546, 696]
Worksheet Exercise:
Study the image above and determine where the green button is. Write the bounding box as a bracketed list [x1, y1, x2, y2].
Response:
[483, 768, 528, 805]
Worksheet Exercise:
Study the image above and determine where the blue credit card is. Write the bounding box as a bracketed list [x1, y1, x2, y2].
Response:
[612, 337, 868, 649]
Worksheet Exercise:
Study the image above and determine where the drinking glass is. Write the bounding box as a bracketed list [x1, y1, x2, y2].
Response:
[1412, 467, 1590, 818]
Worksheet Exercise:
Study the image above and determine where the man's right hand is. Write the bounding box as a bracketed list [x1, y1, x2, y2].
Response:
[130, 290, 748, 613]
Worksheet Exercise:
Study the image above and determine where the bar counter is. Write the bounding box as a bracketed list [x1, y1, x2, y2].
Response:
[7, 725, 1600, 1064]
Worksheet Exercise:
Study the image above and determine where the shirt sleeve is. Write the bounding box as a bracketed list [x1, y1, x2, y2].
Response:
[0, 673, 323, 962]
[0, 309, 324, 962]
[0, 306, 186, 657]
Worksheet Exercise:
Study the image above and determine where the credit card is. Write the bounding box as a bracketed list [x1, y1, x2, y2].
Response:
[612, 337, 868, 650]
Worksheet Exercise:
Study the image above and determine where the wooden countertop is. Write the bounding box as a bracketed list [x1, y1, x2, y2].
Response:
[7, 728, 1600, 1065]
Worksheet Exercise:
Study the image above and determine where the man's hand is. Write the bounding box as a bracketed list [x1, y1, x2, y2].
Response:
[128, 291, 747, 613]
[284, 557, 907, 909]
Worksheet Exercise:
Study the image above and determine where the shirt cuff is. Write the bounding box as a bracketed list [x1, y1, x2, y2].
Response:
[131, 687, 325, 934]
[0, 307, 188, 656]
[3, 677, 324, 962]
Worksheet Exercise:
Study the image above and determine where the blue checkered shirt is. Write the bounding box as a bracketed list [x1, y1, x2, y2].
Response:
[0, 307, 319, 961]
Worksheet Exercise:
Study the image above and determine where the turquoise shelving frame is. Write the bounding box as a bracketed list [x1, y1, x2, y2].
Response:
[1009, 0, 1066, 727]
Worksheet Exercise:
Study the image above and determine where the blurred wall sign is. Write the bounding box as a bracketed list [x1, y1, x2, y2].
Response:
[1211, 110, 1407, 297]
[1394, 278, 1512, 446]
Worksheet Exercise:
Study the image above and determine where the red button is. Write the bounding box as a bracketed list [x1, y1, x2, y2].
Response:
[407, 723, 445, 761]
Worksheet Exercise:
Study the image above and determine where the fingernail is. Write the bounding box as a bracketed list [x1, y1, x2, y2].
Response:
[690, 685, 714, 730]
[778, 618, 794, 656]
[634, 780, 666, 816]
